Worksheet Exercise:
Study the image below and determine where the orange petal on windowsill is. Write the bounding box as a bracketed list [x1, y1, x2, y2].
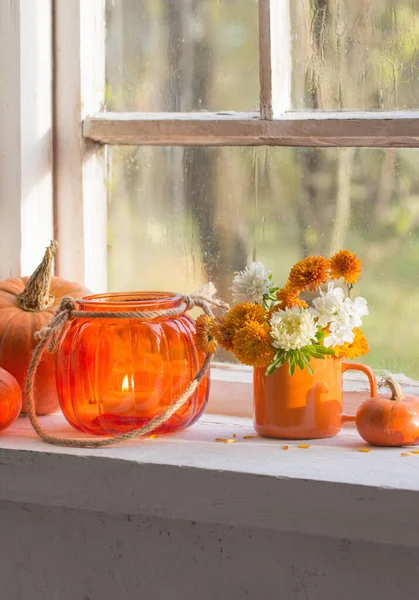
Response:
[281, 445, 289, 450]
[215, 438, 237, 443]
[357, 448, 371, 453]
[298, 444, 310, 449]
[401, 451, 414, 457]
[146, 434, 158, 439]
[243, 435, 258, 440]
[411, 450, 419, 454]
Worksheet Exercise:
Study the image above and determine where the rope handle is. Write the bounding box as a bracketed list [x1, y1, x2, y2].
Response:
[24, 292, 228, 448]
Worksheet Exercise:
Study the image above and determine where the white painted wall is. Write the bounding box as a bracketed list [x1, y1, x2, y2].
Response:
[0, 500, 417, 600]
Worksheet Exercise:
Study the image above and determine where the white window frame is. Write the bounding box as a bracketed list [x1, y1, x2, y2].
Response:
[0, 0, 54, 278]
[3, 0, 419, 416]
[53, 0, 107, 293]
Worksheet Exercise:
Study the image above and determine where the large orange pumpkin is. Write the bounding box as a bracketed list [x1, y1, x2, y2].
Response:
[0, 367, 22, 431]
[356, 376, 419, 447]
[0, 241, 90, 414]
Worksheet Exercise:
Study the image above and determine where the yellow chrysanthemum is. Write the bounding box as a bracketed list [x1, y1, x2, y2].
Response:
[275, 282, 308, 310]
[213, 303, 268, 352]
[221, 302, 267, 342]
[194, 314, 217, 354]
[329, 250, 361, 285]
[333, 328, 369, 359]
[232, 320, 275, 368]
[288, 256, 330, 292]
[225, 302, 267, 327]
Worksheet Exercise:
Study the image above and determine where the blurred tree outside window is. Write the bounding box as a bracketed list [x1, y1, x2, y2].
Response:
[105, 0, 419, 379]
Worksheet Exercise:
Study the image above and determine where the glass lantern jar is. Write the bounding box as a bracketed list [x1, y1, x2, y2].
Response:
[56, 292, 209, 435]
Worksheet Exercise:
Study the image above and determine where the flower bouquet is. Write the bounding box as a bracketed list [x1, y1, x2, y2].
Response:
[195, 250, 369, 374]
[194, 250, 377, 439]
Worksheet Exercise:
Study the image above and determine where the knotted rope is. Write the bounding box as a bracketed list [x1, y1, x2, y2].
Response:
[25, 291, 228, 448]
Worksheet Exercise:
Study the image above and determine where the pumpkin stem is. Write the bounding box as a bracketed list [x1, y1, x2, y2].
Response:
[16, 241, 58, 312]
[381, 376, 404, 402]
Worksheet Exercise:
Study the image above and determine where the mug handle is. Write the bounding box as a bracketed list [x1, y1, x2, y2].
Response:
[341, 362, 378, 424]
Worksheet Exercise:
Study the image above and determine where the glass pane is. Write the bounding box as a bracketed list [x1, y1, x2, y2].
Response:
[105, 0, 259, 112]
[291, 0, 419, 110]
[108, 146, 419, 379]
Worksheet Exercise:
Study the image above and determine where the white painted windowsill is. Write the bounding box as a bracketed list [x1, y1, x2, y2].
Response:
[1, 412, 419, 549]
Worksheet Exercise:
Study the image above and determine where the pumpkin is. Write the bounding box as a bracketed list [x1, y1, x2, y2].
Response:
[0, 241, 90, 414]
[0, 367, 22, 431]
[356, 376, 419, 447]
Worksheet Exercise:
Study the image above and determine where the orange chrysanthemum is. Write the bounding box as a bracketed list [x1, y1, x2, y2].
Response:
[212, 303, 268, 352]
[329, 250, 361, 285]
[194, 314, 218, 354]
[333, 328, 369, 360]
[212, 317, 234, 351]
[275, 282, 308, 310]
[232, 320, 275, 368]
[288, 256, 330, 292]
[224, 302, 267, 328]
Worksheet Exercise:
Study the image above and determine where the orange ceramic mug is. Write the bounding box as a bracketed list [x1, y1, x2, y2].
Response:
[254, 356, 377, 439]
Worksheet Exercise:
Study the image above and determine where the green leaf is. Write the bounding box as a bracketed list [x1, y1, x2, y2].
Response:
[306, 360, 314, 375]
[313, 344, 335, 355]
[296, 354, 305, 370]
[273, 349, 286, 362]
[305, 344, 335, 359]
[262, 295, 273, 310]
[316, 329, 327, 342]
[307, 350, 326, 359]
[265, 354, 286, 376]
[265, 363, 277, 377]
[289, 361, 296, 376]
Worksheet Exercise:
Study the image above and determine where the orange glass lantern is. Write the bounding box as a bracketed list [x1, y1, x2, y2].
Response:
[56, 292, 210, 435]
[254, 357, 377, 439]
[0, 367, 22, 432]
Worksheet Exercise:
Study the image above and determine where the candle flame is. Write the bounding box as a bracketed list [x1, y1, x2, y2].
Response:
[121, 374, 133, 392]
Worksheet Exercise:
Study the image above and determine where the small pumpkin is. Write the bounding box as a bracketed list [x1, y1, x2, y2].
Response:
[356, 376, 419, 447]
[0, 241, 90, 415]
[0, 367, 22, 431]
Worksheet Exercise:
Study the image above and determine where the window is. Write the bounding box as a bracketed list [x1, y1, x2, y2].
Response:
[4, 1, 419, 409]
[98, 0, 419, 383]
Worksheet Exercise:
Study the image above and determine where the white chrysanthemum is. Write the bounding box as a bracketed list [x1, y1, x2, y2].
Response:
[270, 306, 318, 351]
[232, 262, 271, 304]
[309, 282, 344, 327]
